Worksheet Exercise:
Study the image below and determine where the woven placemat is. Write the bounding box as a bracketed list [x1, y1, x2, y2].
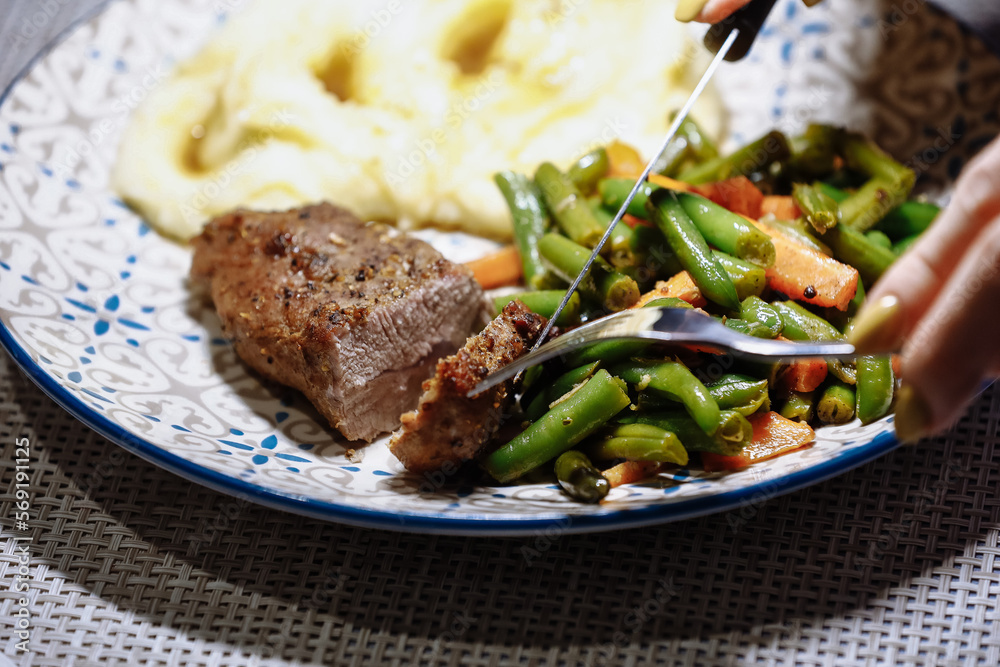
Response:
[3, 334, 1000, 667]
[3, 0, 1000, 665]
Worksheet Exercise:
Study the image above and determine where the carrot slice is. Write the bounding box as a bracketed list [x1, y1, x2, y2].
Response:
[702, 412, 814, 471]
[647, 173, 692, 192]
[603, 461, 662, 487]
[777, 357, 828, 393]
[752, 220, 859, 311]
[606, 140, 645, 179]
[691, 176, 764, 219]
[464, 245, 523, 289]
[761, 195, 802, 220]
[635, 271, 707, 308]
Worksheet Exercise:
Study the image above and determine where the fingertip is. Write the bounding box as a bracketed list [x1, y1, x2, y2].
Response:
[892, 383, 931, 445]
[848, 294, 904, 355]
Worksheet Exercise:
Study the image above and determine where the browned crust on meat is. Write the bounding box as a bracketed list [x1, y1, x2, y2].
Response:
[190, 203, 484, 442]
[389, 300, 547, 474]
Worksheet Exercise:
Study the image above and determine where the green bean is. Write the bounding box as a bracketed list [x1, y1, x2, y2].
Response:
[839, 178, 910, 232]
[525, 361, 601, 421]
[772, 301, 856, 384]
[855, 355, 894, 424]
[819, 223, 897, 286]
[816, 380, 856, 424]
[589, 199, 640, 269]
[654, 114, 721, 176]
[841, 132, 916, 194]
[618, 412, 750, 455]
[494, 171, 550, 288]
[610, 359, 722, 435]
[892, 233, 920, 255]
[815, 181, 849, 203]
[534, 162, 605, 247]
[759, 218, 832, 255]
[786, 124, 842, 179]
[583, 423, 688, 465]
[564, 298, 690, 367]
[740, 296, 783, 337]
[493, 291, 581, 327]
[481, 370, 631, 483]
[644, 297, 694, 309]
[554, 450, 610, 503]
[647, 189, 741, 311]
[633, 224, 684, 278]
[598, 178, 655, 219]
[865, 229, 893, 251]
[792, 182, 840, 233]
[724, 318, 778, 339]
[706, 374, 769, 416]
[677, 131, 791, 185]
[772, 300, 843, 341]
[567, 148, 609, 195]
[537, 233, 640, 311]
[877, 200, 941, 240]
[825, 277, 866, 332]
[779, 392, 815, 422]
[677, 192, 776, 267]
[712, 251, 767, 301]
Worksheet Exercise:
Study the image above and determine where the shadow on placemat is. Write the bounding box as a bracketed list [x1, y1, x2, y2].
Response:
[3, 350, 1000, 664]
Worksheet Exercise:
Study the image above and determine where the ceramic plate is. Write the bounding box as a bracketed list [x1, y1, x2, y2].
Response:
[1, 0, 987, 534]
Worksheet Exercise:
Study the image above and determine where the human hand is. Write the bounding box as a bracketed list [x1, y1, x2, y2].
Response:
[848, 134, 1000, 443]
[676, 0, 823, 23]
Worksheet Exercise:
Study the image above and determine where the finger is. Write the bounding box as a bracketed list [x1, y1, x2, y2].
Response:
[849, 136, 1000, 354]
[676, 0, 752, 23]
[892, 213, 1000, 442]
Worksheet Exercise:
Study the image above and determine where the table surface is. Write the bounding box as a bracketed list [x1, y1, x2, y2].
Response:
[2, 1, 1000, 666]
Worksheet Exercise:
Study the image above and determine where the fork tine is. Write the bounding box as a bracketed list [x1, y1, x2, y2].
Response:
[467, 307, 859, 397]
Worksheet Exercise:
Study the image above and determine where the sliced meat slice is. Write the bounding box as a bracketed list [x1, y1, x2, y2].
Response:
[190, 203, 486, 442]
[389, 300, 547, 474]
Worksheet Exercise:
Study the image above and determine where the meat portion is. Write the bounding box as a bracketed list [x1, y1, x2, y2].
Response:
[190, 203, 486, 442]
[389, 300, 547, 474]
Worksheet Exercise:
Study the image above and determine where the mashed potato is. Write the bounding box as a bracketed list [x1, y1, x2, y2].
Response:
[113, 0, 722, 240]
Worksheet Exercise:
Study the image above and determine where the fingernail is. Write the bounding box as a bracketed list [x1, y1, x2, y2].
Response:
[893, 383, 932, 445]
[848, 295, 903, 355]
[676, 0, 711, 22]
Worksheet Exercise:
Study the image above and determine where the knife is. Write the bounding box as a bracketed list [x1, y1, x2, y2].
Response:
[527, 0, 780, 354]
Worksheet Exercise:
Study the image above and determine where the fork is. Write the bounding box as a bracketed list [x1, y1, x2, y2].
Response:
[468, 307, 856, 396]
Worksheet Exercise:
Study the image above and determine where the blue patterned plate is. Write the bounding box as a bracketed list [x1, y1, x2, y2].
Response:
[3, 0, 978, 534]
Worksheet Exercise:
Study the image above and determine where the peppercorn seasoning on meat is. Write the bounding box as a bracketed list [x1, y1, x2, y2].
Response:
[389, 300, 547, 474]
[190, 203, 487, 442]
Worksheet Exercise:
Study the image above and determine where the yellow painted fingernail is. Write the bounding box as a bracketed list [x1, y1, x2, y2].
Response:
[848, 295, 903, 355]
[676, 0, 711, 22]
[893, 384, 931, 445]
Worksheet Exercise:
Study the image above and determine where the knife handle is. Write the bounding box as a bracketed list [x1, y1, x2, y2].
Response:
[703, 0, 779, 62]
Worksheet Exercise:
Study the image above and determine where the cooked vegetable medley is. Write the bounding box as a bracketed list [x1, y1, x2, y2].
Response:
[483, 123, 939, 502]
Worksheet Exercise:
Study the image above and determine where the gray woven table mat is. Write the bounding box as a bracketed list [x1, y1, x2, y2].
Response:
[3, 1, 1000, 665]
[4, 333, 1000, 667]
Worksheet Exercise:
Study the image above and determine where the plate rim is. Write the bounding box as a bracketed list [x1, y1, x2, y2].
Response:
[0, 0, 901, 536]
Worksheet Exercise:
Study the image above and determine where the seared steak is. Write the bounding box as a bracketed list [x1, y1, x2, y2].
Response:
[190, 203, 486, 442]
[389, 300, 547, 473]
